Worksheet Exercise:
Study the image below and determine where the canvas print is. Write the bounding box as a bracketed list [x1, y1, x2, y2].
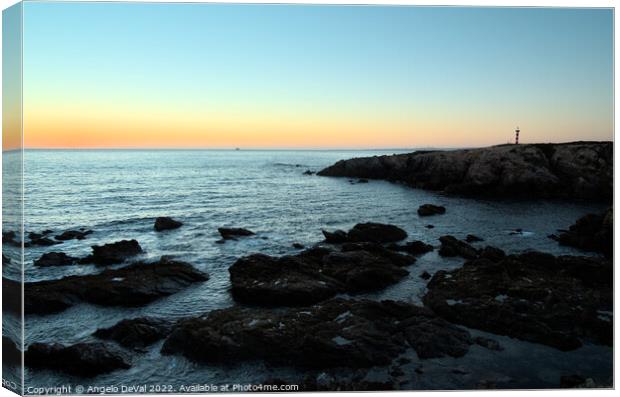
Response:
[2, 2, 614, 394]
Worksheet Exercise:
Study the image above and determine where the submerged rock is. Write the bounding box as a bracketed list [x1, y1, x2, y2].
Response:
[465, 234, 484, 243]
[317, 142, 613, 200]
[419, 271, 432, 280]
[229, 245, 411, 306]
[7, 257, 208, 315]
[438, 236, 479, 259]
[423, 252, 612, 350]
[161, 299, 473, 367]
[94, 317, 173, 348]
[557, 208, 612, 258]
[54, 229, 93, 241]
[26, 342, 130, 377]
[34, 252, 78, 267]
[417, 204, 446, 216]
[29, 236, 61, 246]
[218, 227, 255, 240]
[154, 217, 183, 232]
[3, 230, 18, 246]
[82, 239, 143, 265]
[322, 223, 407, 244]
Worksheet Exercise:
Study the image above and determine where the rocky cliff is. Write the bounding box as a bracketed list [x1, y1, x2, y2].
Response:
[318, 142, 613, 200]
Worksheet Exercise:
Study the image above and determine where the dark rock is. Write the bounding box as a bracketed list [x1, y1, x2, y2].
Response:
[465, 234, 484, 242]
[3, 230, 19, 246]
[425, 224, 434, 229]
[218, 227, 255, 240]
[557, 209, 612, 258]
[560, 375, 587, 388]
[322, 229, 348, 243]
[303, 170, 315, 175]
[438, 236, 478, 259]
[347, 223, 408, 243]
[154, 217, 183, 232]
[417, 204, 446, 216]
[473, 336, 503, 351]
[292, 243, 305, 249]
[83, 239, 143, 265]
[301, 369, 395, 391]
[161, 298, 473, 367]
[30, 236, 61, 246]
[5, 257, 208, 315]
[317, 142, 613, 200]
[479, 246, 506, 262]
[54, 229, 93, 241]
[25, 342, 130, 377]
[3, 336, 21, 366]
[229, 246, 410, 306]
[423, 252, 612, 350]
[388, 240, 433, 255]
[34, 252, 78, 267]
[28, 232, 47, 241]
[94, 317, 173, 348]
[341, 242, 415, 267]
[419, 271, 431, 280]
[322, 223, 407, 244]
[397, 357, 411, 365]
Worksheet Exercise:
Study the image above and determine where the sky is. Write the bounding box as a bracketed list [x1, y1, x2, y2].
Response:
[10, 3, 615, 149]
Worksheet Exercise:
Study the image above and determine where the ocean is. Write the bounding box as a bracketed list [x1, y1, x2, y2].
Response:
[2, 149, 612, 390]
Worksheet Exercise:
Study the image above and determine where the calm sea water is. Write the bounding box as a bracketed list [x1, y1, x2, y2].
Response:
[2, 149, 612, 391]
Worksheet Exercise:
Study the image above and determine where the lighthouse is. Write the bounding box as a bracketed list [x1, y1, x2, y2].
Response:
[515, 126, 520, 144]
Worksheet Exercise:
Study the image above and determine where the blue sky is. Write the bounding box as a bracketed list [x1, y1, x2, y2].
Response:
[20, 3, 614, 148]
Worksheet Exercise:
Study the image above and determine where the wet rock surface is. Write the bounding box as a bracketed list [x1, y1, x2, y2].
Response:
[438, 236, 479, 259]
[417, 204, 446, 216]
[82, 239, 143, 265]
[557, 208, 612, 258]
[423, 251, 612, 351]
[26, 342, 130, 377]
[94, 317, 174, 349]
[154, 217, 183, 232]
[34, 252, 79, 267]
[54, 229, 93, 241]
[218, 227, 255, 240]
[317, 142, 613, 200]
[322, 223, 407, 244]
[229, 245, 411, 306]
[161, 299, 473, 367]
[8, 257, 208, 315]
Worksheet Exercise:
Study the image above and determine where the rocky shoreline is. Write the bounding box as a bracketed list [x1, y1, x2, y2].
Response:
[317, 142, 612, 200]
[3, 208, 613, 389]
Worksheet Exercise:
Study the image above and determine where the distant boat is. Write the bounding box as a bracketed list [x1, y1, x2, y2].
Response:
[235, 148, 240, 151]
